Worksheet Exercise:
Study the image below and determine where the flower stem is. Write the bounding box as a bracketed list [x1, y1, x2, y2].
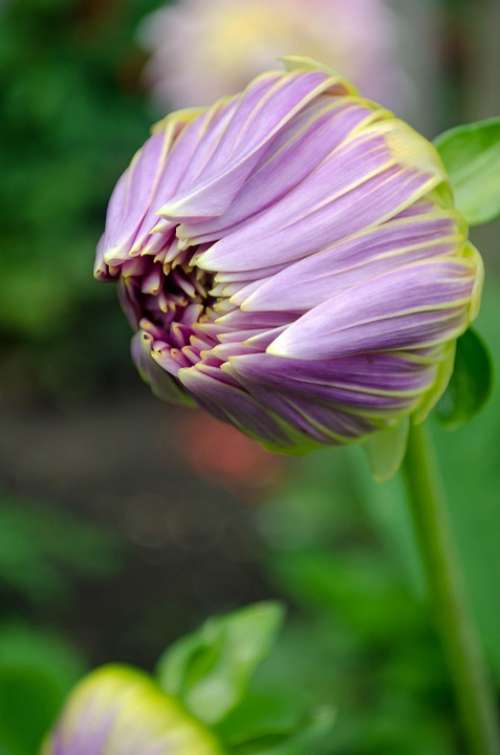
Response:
[402, 421, 500, 755]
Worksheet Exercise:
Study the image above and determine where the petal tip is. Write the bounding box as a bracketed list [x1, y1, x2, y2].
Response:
[279, 55, 357, 94]
[194, 249, 214, 270]
[384, 119, 446, 178]
[266, 335, 290, 358]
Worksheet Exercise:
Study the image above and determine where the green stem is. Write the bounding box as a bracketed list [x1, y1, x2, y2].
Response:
[402, 422, 500, 755]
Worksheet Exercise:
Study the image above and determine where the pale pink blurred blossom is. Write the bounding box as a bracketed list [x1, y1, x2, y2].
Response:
[140, 0, 409, 112]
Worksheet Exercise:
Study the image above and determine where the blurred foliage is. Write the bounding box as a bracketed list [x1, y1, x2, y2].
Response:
[257, 449, 456, 755]
[0, 495, 122, 606]
[44, 604, 335, 755]
[0, 0, 167, 397]
[0, 623, 85, 755]
[0, 495, 120, 753]
[218, 695, 335, 755]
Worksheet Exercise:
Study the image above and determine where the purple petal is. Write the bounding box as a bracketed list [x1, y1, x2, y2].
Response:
[175, 98, 380, 245]
[198, 160, 437, 274]
[101, 129, 173, 264]
[236, 212, 462, 311]
[228, 351, 438, 401]
[131, 331, 193, 405]
[160, 70, 342, 220]
[268, 259, 475, 360]
[178, 366, 293, 447]
[240, 383, 377, 443]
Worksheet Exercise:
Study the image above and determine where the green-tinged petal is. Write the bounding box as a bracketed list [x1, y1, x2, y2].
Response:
[463, 242, 484, 321]
[132, 331, 195, 407]
[413, 341, 456, 424]
[151, 106, 209, 135]
[280, 55, 356, 93]
[42, 665, 225, 755]
[364, 417, 410, 482]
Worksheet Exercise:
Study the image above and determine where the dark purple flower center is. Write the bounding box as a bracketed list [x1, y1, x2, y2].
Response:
[118, 247, 221, 372]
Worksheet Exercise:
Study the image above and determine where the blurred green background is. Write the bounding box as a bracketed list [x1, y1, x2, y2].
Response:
[0, 0, 499, 752]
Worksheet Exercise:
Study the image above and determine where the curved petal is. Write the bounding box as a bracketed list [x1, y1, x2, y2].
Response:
[236, 211, 463, 311]
[178, 365, 294, 448]
[240, 383, 378, 444]
[161, 69, 351, 220]
[101, 128, 175, 266]
[227, 351, 439, 402]
[175, 97, 383, 245]
[197, 119, 446, 273]
[268, 258, 477, 360]
[131, 331, 194, 406]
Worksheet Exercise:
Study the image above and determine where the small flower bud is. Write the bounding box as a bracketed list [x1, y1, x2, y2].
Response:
[43, 666, 223, 754]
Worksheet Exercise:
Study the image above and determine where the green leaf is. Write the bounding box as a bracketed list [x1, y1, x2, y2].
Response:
[435, 117, 500, 225]
[157, 603, 285, 725]
[0, 623, 85, 755]
[436, 328, 493, 429]
[216, 691, 335, 755]
[216, 690, 307, 748]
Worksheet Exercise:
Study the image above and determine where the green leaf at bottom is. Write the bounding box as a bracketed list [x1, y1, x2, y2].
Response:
[436, 328, 493, 429]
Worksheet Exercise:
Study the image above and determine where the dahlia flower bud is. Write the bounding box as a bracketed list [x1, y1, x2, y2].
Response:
[95, 58, 482, 460]
[43, 666, 223, 754]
